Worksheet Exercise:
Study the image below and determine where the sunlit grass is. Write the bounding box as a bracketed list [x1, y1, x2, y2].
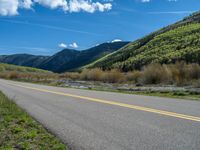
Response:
[0, 92, 67, 150]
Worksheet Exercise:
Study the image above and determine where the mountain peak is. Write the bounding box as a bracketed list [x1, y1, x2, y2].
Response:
[0, 41, 129, 73]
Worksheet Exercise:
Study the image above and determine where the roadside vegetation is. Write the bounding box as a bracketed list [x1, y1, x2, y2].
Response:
[0, 62, 200, 87]
[0, 62, 199, 100]
[0, 91, 67, 150]
[1, 62, 199, 86]
[0, 63, 56, 83]
[137, 91, 200, 101]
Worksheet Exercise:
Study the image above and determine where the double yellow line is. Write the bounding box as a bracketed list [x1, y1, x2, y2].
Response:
[9, 82, 200, 122]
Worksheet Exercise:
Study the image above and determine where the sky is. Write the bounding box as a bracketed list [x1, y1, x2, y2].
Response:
[0, 0, 199, 55]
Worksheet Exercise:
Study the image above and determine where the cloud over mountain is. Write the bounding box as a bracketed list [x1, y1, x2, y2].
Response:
[58, 43, 67, 48]
[69, 42, 78, 48]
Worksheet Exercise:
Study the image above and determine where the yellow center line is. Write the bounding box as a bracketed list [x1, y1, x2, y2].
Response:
[8, 82, 200, 122]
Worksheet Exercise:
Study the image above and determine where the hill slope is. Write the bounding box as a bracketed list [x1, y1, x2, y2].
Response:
[0, 42, 129, 73]
[0, 63, 51, 73]
[88, 11, 200, 71]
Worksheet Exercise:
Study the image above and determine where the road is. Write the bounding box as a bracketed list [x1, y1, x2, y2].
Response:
[0, 79, 200, 150]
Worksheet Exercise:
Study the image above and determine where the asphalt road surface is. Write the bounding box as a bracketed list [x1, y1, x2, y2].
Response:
[0, 79, 200, 150]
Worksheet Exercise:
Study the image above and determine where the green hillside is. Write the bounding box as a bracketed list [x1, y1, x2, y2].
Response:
[88, 11, 200, 71]
[0, 63, 51, 73]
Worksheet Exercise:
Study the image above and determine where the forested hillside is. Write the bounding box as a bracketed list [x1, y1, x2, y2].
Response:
[88, 11, 200, 71]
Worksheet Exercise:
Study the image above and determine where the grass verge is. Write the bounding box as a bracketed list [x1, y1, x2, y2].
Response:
[133, 91, 200, 101]
[0, 91, 67, 150]
[80, 87, 200, 101]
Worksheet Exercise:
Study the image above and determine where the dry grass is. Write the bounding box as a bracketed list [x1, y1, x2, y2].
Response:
[0, 62, 200, 86]
[140, 62, 200, 85]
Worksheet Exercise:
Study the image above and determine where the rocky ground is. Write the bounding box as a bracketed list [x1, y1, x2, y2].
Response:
[56, 80, 200, 94]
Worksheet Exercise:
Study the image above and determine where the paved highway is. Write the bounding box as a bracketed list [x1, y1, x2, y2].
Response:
[0, 79, 200, 150]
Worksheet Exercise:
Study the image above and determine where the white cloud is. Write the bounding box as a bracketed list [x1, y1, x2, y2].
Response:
[140, 0, 150, 3]
[59, 42, 78, 49]
[111, 39, 122, 43]
[69, 0, 112, 13]
[0, 0, 112, 16]
[59, 43, 67, 48]
[20, 0, 33, 9]
[34, 0, 68, 11]
[69, 42, 78, 48]
[0, 0, 19, 16]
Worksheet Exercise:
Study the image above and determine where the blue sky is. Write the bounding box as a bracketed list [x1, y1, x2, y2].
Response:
[0, 0, 199, 55]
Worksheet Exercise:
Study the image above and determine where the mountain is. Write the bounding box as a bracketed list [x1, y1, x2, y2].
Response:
[0, 42, 129, 73]
[0, 54, 49, 68]
[39, 49, 80, 72]
[87, 11, 200, 71]
[43, 42, 129, 72]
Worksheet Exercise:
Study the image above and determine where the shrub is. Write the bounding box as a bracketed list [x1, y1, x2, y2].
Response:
[0, 66, 5, 72]
[8, 72, 19, 79]
[126, 71, 142, 83]
[166, 62, 200, 85]
[76, 69, 125, 83]
[86, 68, 104, 81]
[79, 69, 103, 81]
[170, 61, 187, 84]
[187, 63, 200, 79]
[101, 69, 125, 83]
[0, 62, 199, 86]
[140, 64, 172, 84]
